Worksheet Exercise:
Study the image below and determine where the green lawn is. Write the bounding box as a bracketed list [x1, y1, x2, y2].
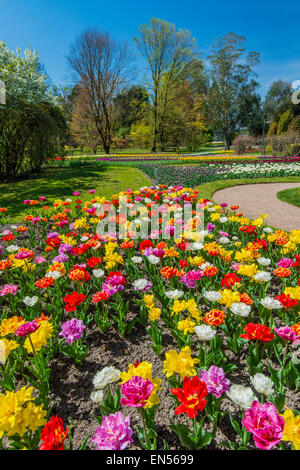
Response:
[277, 187, 300, 208]
[195, 176, 300, 201]
[2, 167, 300, 224]
[0, 166, 152, 222]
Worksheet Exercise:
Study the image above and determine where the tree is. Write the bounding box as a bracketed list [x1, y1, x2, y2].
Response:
[51, 84, 78, 122]
[69, 86, 99, 153]
[263, 80, 292, 122]
[66, 28, 134, 154]
[267, 121, 278, 136]
[155, 77, 209, 150]
[129, 120, 153, 148]
[0, 99, 67, 179]
[0, 41, 51, 104]
[0, 42, 66, 179]
[207, 33, 260, 149]
[50, 85, 79, 146]
[113, 85, 150, 136]
[277, 109, 294, 134]
[237, 80, 263, 136]
[134, 18, 197, 152]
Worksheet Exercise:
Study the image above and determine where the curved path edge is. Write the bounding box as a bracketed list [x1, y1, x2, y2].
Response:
[213, 182, 300, 231]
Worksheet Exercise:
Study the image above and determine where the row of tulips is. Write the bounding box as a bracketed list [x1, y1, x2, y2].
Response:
[139, 161, 300, 187]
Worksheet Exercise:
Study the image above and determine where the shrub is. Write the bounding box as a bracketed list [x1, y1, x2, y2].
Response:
[266, 133, 300, 157]
[267, 121, 278, 136]
[232, 135, 254, 155]
[112, 138, 129, 149]
[288, 116, 300, 135]
[277, 109, 294, 135]
[265, 144, 272, 155]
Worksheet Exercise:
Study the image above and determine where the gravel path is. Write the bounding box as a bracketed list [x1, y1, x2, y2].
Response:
[213, 182, 300, 231]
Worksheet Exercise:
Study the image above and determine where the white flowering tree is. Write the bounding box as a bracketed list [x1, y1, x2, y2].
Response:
[0, 42, 66, 179]
[0, 41, 52, 104]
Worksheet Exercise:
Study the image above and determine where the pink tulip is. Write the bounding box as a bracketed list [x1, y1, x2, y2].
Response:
[120, 376, 153, 407]
[242, 401, 284, 450]
[274, 326, 300, 344]
[15, 321, 40, 338]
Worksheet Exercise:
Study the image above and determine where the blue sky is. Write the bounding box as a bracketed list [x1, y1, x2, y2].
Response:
[1, 0, 299, 97]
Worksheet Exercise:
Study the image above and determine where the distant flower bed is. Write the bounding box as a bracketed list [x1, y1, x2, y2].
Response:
[44, 154, 300, 172]
[140, 161, 300, 186]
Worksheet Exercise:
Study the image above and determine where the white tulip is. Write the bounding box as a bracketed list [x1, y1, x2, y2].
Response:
[253, 271, 271, 282]
[133, 279, 149, 291]
[45, 270, 61, 279]
[219, 236, 231, 244]
[6, 245, 20, 253]
[250, 373, 274, 396]
[204, 291, 222, 302]
[92, 366, 121, 389]
[257, 257, 271, 266]
[90, 389, 104, 404]
[230, 302, 251, 317]
[194, 324, 216, 341]
[260, 297, 282, 310]
[226, 384, 257, 409]
[165, 289, 184, 300]
[23, 296, 38, 307]
[147, 255, 160, 265]
[93, 269, 105, 278]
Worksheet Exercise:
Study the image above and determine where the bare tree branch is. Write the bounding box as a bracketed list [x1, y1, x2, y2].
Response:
[66, 28, 135, 154]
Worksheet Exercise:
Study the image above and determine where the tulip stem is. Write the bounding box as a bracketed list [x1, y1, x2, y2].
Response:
[139, 408, 149, 449]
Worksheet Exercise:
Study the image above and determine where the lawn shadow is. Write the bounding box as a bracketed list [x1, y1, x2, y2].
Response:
[0, 165, 150, 220]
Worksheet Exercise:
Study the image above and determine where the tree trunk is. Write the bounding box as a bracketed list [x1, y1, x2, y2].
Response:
[159, 126, 164, 151]
[103, 142, 110, 154]
[151, 88, 158, 153]
[224, 133, 231, 150]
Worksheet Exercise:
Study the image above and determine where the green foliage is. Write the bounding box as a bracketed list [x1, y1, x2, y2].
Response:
[113, 85, 150, 133]
[0, 98, 67, 180]
[0, 41, 52, 104]
[207, 33, 260, 149]
[263, 80, 292, 122]
[129, 120, 153, 148]
[267, 121, 278, 136]
[134, 18, 198, 151]
[265, 144, 272, 155]
[266, 133, 300, 156]
[50, 85, 78, 119]
[277, 109, 294, 135]
[288, 115, 300, 134]
[0, 42, 67, 180]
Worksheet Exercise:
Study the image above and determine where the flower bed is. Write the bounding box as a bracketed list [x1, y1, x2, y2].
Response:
[140, 162, 300, 186]
[45, 154, 300, 168]
[0, 185, 299, 450]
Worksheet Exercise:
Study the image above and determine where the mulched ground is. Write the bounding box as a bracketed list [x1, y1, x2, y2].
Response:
[47, 308, 297, 450]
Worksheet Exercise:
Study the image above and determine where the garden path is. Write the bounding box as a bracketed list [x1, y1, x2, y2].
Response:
[213, 182, 300, 231]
